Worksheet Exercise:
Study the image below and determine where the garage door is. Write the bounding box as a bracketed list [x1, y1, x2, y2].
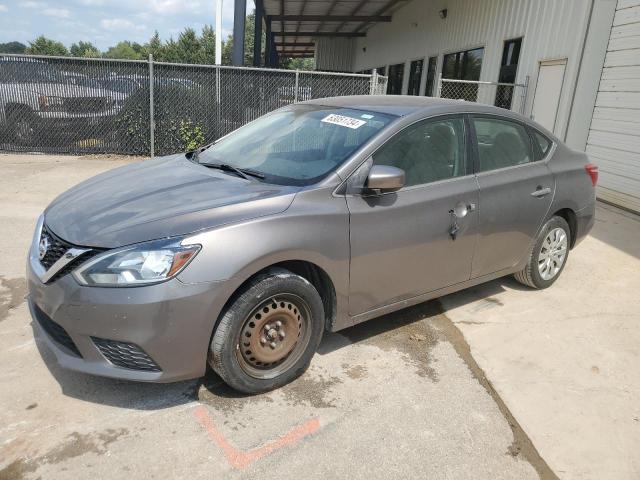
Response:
[586, 0, 640, 212]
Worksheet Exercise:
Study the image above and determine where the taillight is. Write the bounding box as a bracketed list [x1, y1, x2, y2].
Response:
[585, 163, 598, 186]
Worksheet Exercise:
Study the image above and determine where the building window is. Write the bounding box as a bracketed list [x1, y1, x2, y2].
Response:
[386, 63, 404, 94]
[407, 59, 424, 96]
[495, 38, 522, 110]
[441, 47, 484, 101]
[375, 66, 387, 76]
[424, 56, 437, 96]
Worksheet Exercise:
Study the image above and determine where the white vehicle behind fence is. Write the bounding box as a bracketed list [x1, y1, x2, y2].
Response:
[0, 57, 123, 145]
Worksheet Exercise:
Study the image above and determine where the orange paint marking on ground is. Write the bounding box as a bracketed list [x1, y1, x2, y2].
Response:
[193, 405, 320, 469]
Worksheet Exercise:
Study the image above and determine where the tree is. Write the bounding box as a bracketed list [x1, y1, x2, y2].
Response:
[168, 28, 200, 64]
[26, 36, 68, 56]
[105, 41, 145, 60]
[282, 57, 315, 71]
[0, 41, 27, 54]
[198, 25, 216, 64]
[70, 41, 101, 58]
[145, 31, 164, 59]
[222, 12, 261, 66]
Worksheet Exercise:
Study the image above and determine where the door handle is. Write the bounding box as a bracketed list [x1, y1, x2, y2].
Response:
[531, 186, 551, 198]
[448, 201, 475, 240]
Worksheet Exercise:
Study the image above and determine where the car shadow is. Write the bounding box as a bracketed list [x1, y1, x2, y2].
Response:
[33, 275, 525, 408]
[317, 275, 524, 355]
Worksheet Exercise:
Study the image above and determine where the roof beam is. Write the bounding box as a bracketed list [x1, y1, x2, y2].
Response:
[275, 42, 315, 47]
[354, 0, 405, 32]
[273, 31, 366, 37]
[268, 15, 391, 22]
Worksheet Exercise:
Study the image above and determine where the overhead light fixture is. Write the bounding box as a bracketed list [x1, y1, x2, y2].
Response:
[439, 9, 448, 19]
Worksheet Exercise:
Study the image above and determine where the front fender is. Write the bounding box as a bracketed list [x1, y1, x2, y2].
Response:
[177, 188, 351, 329]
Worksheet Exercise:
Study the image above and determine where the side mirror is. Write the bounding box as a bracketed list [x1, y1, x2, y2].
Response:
[366, 165, 405, 193]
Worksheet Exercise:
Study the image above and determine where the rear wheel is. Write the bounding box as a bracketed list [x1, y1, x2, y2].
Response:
[209, 268, 324, 393]
[514, 216, 571, 289]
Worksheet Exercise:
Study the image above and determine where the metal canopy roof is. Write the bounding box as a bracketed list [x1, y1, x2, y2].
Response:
[258, 0, 410, 58]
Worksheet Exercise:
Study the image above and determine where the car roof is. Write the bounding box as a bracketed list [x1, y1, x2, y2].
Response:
[300, 94, 521, 118]
[299, 94, 558, 139]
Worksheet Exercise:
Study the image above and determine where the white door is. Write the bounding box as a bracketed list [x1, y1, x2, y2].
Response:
[586, 0, 640, 213]
[531, 59, 567, 133]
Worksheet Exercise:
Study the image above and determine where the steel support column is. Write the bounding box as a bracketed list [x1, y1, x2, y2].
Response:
[253, 4, 263, 66]
[232, 0, 246, 66]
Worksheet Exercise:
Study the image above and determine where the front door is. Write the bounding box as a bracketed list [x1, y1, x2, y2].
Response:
[470, 115, 554, 278]
[346, 115, 479, 316]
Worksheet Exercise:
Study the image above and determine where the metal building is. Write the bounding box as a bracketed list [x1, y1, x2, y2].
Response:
[254, 0, 640, 213]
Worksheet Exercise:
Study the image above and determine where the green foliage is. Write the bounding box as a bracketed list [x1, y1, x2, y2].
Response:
[179, 120, 206, 151]
[70, 41, 101, 58]
[222, 12, 261, 66]
[0, 41, 27, 54]
[115, 84, 216, 156]
[105, 41, 146, 60]
[282, 58, 315, 71]
[17, 11, 312, 69]
[26, 36, 68, 56]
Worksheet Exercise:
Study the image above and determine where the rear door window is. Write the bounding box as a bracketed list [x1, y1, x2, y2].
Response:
[472, 117, 533, 172]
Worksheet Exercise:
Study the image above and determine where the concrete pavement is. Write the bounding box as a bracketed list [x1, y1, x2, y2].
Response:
[441, 203, 640, 479]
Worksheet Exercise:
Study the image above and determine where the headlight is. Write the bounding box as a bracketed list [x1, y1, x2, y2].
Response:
[73, 238, 200, 287]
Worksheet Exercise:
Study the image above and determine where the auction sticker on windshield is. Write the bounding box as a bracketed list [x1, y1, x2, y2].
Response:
[321, 114, 367, 129]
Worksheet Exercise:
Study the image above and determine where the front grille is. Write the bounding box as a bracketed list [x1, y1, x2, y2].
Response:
[63, 97, 111, 113]
[32, 302, 82, 357]
[92, 337, 161, 372]
[39, 226, 70, 269]
[39, 226, 102, 282]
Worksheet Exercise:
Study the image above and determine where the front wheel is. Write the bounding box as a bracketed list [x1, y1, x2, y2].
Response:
[514, 216, 571, 289]
[209, 268, 324, 394]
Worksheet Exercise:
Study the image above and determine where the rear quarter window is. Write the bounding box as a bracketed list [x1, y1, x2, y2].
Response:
[533, 130, 552, 157]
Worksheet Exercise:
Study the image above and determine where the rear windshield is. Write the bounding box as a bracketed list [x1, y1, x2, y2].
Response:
[199, 104, 395, 186]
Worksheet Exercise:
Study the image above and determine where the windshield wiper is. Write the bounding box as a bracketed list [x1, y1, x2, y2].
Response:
[205, 163, 265, 181]
[186, 149, 265, 180]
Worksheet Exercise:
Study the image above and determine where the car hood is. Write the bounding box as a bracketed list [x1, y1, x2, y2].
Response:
[44, 154, 298, 248]
[23, 82, 117, 98]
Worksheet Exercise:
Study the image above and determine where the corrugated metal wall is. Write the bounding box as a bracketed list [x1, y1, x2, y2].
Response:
[316, 38, 356, 72]
[346, 0, 593, 140]
[586, 0, 640, 212]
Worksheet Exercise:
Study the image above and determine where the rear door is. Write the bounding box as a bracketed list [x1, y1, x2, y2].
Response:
[346, 115, 479, 316]
[470, 115, 554, 278]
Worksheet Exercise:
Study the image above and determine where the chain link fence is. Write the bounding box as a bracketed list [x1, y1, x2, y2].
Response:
[436, 76, 529, 115]
[0, 54, 388, 157]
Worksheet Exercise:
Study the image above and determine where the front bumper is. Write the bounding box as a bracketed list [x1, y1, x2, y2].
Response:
[35, 112, 115, 136]
[27, 256, 229, 383]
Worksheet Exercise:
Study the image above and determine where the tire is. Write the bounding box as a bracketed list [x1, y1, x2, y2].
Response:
[514, 216, 571, 289]
[8, 108, 38, 146]
[209, 268, 324, 394]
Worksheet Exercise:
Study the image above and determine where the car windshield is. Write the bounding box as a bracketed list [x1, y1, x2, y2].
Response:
[0, 61, 67, 84]
[199, 104, 395, 186]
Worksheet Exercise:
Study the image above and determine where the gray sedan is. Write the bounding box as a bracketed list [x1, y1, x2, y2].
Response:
[27, 96, 597, 393]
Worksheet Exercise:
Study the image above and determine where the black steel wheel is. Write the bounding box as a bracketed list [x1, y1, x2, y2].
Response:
[209, 268, 324, 394]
